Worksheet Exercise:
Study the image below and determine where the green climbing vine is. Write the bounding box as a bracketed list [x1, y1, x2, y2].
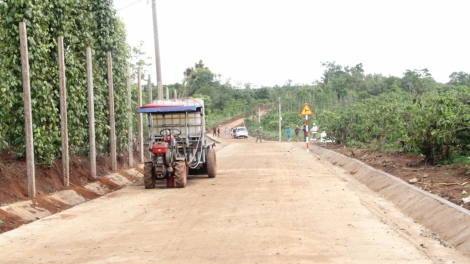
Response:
[0, 0, 131, 164]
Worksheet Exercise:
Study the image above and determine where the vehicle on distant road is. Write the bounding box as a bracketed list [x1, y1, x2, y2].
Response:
[233, 127, 248, 139]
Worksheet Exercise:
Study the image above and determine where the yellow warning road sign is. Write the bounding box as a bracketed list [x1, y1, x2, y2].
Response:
[300, 103, 313, 116]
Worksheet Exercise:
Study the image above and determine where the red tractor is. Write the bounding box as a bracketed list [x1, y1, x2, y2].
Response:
[138, 99, 216, 188]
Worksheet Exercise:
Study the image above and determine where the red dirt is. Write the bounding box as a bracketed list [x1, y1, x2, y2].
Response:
[0, 210, 25, 233]
[0, 149, 142, 233]
[322, 144, 470, 211]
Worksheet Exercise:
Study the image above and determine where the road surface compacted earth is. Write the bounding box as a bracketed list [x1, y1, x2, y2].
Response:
[0, 135, 469, 263]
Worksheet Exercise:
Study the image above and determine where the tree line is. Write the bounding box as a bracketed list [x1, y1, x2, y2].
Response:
[170, 60, 470, 167]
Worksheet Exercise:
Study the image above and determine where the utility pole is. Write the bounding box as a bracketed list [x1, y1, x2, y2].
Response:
[151, 0, 163, 100]
[278, 97, 282, 142]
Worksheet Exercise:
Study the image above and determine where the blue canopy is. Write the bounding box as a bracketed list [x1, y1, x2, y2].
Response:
[138, 105, 199, 113]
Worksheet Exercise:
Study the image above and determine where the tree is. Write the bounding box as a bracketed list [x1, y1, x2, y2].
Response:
[401, 69, 434, 94]
[448, 71, 470, 87]
[186, 60, 215, 96]
[319, 62, 367, 102]
[253, 87, 270, 100]
[345, 63, 366, 92]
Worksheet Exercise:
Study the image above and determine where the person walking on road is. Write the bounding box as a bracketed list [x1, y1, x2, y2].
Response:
[224, 127, 228, 138]
[310, 123, 319, 140]
[213, 128, 217, 137]
[285, 127, 292, 141]
[294, 126, 300, 141]
[217, 126, 220, 138]
[256, 127, 263, 143]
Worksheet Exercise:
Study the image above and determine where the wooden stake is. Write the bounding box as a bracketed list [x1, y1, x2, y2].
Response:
[19, 22, 35, 197]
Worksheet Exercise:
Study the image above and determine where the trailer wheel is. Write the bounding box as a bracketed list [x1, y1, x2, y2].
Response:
[144, 161, 155, 189]
[206, 147, 217, 178]
[175, 160, 187, 188]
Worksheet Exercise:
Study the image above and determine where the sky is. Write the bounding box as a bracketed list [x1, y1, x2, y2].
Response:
[113, 0, 470, 88]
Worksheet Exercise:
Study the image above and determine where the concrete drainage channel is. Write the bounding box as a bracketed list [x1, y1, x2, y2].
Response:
[310, 145, 470, 256]
[0, 167, 143, 226]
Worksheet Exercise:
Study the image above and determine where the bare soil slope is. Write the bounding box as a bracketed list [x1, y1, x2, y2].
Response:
[0, 150, 142, 233]
[319, 143, 470, 211]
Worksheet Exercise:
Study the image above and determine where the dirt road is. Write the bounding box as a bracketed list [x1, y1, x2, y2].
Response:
[0, 135, 468, 263]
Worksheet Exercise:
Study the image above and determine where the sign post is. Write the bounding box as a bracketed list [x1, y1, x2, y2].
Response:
[300, 103, 313, 152]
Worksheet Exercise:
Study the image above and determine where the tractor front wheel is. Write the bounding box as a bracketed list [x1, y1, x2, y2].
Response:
[174, 160, 188, 188]
[144, 161, 155, 189]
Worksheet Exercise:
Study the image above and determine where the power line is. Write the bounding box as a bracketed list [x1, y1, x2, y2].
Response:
[116, 7, 150, 18]
[116, 0, 145, 12]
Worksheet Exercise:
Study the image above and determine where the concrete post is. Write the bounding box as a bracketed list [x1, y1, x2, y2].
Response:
[107, 52, 117, 171]
[86, 47, 96, 178]
[138, 69, 144, 163]
[127, 65, 133, 167]
[19, 22, 35, 197]
[58, 36, 69, 186]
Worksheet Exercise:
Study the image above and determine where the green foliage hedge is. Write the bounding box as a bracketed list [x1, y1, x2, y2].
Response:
[0, 0, 130, 164]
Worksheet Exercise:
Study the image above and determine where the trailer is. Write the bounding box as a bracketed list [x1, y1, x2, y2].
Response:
[138, 98, 216, 188]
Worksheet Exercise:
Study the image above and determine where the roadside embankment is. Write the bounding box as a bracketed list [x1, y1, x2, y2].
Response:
[311, 145, 470, 256]
[0, 167, 143, 233]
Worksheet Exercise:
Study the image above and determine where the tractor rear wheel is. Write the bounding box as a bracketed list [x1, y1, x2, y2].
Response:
[174, 160, 187, 188]
[144, 161, 155, 189]
[206, 147, 217, 178]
